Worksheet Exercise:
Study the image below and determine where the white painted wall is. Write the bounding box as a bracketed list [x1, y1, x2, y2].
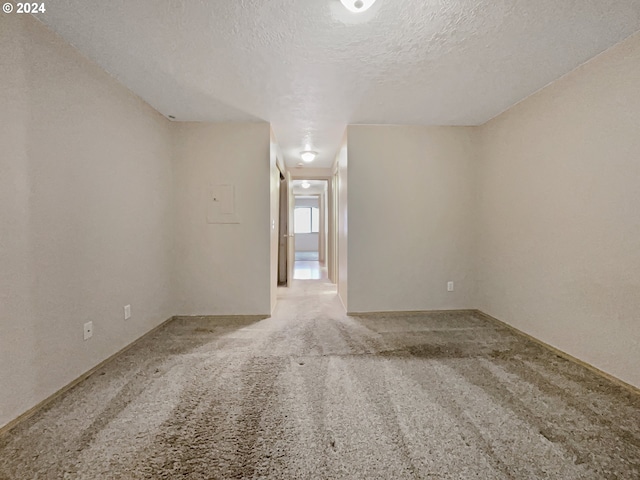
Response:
[172, 122, 271, 315]
[478, 31, 640, 388]
[295, 198, 320, 208]
[330, 174, 339, 284]
[346, 125, 478, 313]
[336, 137, 349, 308]
[270, 131, 282, 313]
[0, 15, 175, 429]
[295, 234, 319, 252]
[320, 192, 327, 264]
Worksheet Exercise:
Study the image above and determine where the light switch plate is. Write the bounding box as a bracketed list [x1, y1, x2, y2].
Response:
[124, 305, 131, 320]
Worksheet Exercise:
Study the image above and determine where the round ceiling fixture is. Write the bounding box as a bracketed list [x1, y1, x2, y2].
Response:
[300, 151, 317, 163]
[301, 181, 311, 189]
[340, 0, 376, 13]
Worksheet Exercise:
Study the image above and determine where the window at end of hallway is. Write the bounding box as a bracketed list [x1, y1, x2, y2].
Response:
[294, 207, 319, 234]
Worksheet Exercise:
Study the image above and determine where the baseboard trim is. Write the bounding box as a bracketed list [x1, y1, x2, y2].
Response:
[348, 308, 477, 317]
[0, 316, 176, 438]
[172, 315, 269, 321]
[475, 310, 640, 397]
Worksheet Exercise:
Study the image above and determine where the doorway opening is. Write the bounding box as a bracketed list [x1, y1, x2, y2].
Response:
[292, 180, 328, 280]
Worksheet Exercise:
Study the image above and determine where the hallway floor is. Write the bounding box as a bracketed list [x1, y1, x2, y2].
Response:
[293, 260, 327, 280]
[1, 280, 639, 479]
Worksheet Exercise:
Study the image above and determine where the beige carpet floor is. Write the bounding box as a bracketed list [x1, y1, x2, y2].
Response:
[1, 280, 639, 479]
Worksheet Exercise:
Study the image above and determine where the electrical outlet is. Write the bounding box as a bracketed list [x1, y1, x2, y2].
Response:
[447, 281, 454, 292]
[83, 321, 93, 340]
[124, 305, 131, 320]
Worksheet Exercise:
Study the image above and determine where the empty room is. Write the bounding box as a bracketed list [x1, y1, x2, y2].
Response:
[1, 1, 639, 478]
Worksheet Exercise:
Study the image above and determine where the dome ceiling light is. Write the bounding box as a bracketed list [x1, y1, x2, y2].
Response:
[300, 150, 317, 163]
[301, 181, 311, 189]
[340, 0, 377, 13]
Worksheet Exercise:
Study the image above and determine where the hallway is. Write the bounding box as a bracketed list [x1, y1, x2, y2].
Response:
[1, 280, 639, 479]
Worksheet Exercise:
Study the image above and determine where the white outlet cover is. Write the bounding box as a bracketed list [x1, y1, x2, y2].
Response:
[447, 281, 454, 292]
[83, 321, 93, 340]
[124, 305, 131, 320]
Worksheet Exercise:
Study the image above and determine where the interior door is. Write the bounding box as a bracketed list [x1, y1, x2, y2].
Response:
[286, 171, 295, 285]
[277, 171, 288, 285]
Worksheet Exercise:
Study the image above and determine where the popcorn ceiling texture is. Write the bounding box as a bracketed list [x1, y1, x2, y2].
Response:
[1, 281, 639, 479]
[35, 0, 640, 167]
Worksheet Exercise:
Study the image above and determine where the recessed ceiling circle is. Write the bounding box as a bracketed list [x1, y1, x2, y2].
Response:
[340, 0, 376, 13]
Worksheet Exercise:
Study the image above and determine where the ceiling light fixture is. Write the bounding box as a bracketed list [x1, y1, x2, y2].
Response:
[340, 0, 377, 13]
[300, 150, 317, 163]
[301, 181, 311, 189]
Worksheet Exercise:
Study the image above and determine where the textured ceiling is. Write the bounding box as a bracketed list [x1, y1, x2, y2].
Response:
[36, 1, 640, 168]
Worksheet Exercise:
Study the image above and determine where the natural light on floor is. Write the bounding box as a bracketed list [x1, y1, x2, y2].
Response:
[293, 261, 325, 280]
